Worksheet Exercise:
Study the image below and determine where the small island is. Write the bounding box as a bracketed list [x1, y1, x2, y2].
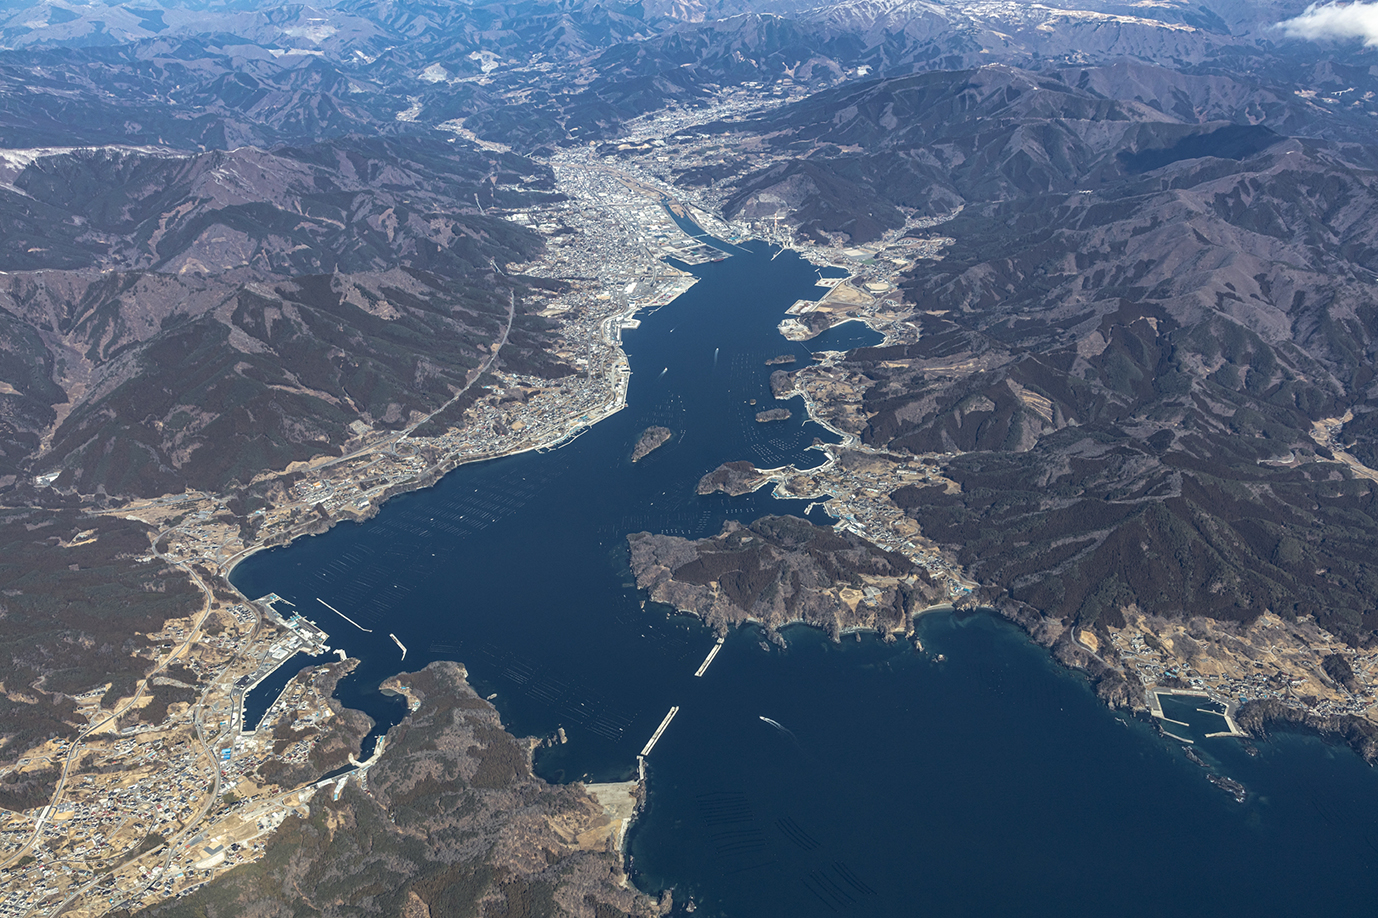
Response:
[755, 408, 792, 423]
[631, 426, 673, 462]
[765, 354, 797, 365]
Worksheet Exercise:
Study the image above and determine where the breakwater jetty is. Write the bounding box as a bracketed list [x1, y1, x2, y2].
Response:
[640, 706, 680, 757]
[316, 598, 372, 632]
[693, 637, 725, 677]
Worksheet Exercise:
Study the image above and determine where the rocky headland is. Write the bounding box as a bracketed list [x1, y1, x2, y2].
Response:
[1233, 699, 1378, 764]
[130, 661, 664, 918]
[628, 515, 944, 641]
[695, 460, 767, 496]
[769, 370, 796, 399]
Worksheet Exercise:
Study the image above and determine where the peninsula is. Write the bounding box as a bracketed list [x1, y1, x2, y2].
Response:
[696, 460, 767, 496]
[628, 516, 944, 642]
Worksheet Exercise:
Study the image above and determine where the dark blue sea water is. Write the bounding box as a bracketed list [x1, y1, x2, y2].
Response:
[241, 649, 336, 731]
[231, 239, 1378, 916]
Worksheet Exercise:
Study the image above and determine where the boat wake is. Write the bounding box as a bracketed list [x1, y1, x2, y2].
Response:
[759, 716, 798, 741]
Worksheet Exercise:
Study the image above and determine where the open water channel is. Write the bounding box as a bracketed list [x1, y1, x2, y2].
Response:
[232, 236, 1378, 916]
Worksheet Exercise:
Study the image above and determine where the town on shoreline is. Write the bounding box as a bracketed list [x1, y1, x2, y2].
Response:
[5, 87, 1378, 918]
[0, 92, 821, 916]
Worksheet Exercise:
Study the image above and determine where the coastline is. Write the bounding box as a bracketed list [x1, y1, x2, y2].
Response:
[161, 162, 734, 892]
[213, 288, 657, 769]
[213, 377, 640, 760]
[716, 211, 1378, 763]
[20, 143, 718, 910]
[220, 381, 635, 581]
[98, 140, 810, 905]
[28, 91, 1378, 915]
[216, 255, 663, 583]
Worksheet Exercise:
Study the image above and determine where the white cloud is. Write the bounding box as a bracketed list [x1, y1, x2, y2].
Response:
[1276, 2, 1378, 46]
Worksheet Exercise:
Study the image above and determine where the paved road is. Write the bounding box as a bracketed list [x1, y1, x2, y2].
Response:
[2, 537, 217, 875]
[400, 287, 516, 439]
[216, 290, 519, 577]
[10, 532, 268, 918]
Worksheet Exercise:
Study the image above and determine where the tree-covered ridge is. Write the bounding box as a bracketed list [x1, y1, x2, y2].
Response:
[124, 662, 661, 918]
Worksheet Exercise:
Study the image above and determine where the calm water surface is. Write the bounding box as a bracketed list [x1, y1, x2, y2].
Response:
[232, 239, 1378, 916]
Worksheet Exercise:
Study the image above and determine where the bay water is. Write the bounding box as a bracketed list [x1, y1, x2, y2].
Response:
[232, 239, 1378, 916]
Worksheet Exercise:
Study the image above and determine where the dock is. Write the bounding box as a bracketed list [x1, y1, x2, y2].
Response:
[317, 597, 373, 632]
[1146, 687, 1246, 738]
[389, 633, 407, 660]
[640, 706, 680, 757]
[693, 637, 725, 677]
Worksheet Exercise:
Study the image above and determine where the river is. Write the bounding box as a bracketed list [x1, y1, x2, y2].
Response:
[231, 238, 1378, 916]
